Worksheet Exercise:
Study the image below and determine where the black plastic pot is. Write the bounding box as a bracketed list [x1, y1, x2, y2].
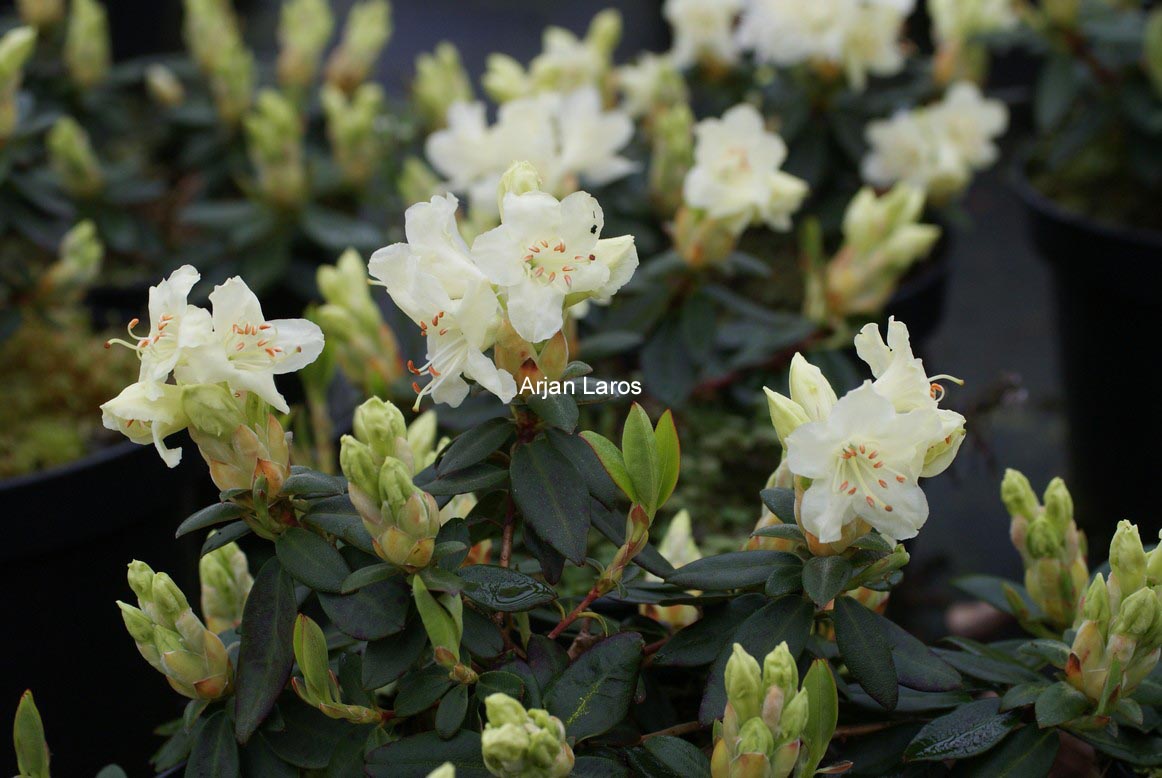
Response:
[0, 438, 205, 774]
[1013, 167, 1162, 552]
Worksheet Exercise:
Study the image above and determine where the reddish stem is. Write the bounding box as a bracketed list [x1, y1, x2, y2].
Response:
[548, 586, 603, 639]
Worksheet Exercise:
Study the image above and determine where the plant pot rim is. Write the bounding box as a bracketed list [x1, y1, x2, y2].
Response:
[0, 438, 143, 493]
[1010, 154, 1162, 252]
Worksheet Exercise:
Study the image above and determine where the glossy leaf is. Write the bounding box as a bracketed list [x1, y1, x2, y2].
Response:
[510, 437, 591, 564]
[667, 550, 797, 590]
[234, 558, 298, 742]
[759, 488, 796, 522]
[435, 684, 469, 739]
[1034, 681, 1090, 727]
[275, 528, 349, 593]
[545, 632, 644, 741]
[457, 564, 557, 612]
[318, 577, 410, 641]
[802, 556, 853, 607]
[436, 418, 513, 475]
[951, 724, 1059, 778]
[621, 403, 660, 514]
[832, 596, 898, 711]
[653, 410, 680, 509]
[176, 502, 246, 538]
[579, 431, 636, 503]
[905, 698, 1020, 761]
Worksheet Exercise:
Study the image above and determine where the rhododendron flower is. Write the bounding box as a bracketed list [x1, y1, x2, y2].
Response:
[664, 0, 743, 69]
[100, 382, 189, 467]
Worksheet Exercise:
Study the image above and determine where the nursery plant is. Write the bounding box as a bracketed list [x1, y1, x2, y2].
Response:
[11, 162, 1162, 777]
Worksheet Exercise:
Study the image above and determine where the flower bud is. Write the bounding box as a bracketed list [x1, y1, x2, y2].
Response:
[1110, 520, 1147, 597]
[339, 435, 379, 500]
[325, 0, 392, 93]
[200, 541, 252, 634]
[1001, 468, 1040, 522]
[407, 410, 443, 471]
[482, 53, 532, 103]
[763, 387, 810, 447]
[725, 643, 763, 723]
[0, 26, 36, 138]
[586, 9, 622, 59]
[378, 457, 418, 513]
[762, 642, 798, 701]
[485, 692, 528, 728]
[1149, 543, 1162, 587]
[427, 764, 455, 778]
[1114, 588, 1160, 640]
[737, 716, 775, 758]
[1083, 573, 1110, 625]
[43, 220, 102, 297]
[1025, 517, 1061, 559]
[64, 0, 110, 89]
[17, 0, 63, 27]
[673, 206, 737, 268]
[1043, 477, 1073, 532]
[788, 353, 837, 421]
[778, 688, 809, 741]
[648, 102, 693, 216]
[208, 43, 255, 126]
[277, 0, 335, 91]
[413, 42, 473, 128]
[182, 384, 246, 439]
[482, 694, 574, 778]
[353, 397, 408, 463]
[322, 83, 387, 188]
[497, 162, 543, 219]
[47, 116, 104, 198]
[146, 64, 185, 107]
[244, 89, 307, 209]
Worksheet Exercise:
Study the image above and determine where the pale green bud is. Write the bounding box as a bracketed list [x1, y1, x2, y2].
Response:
[778, 689, 809, 741]
[482, 53, 531, 103]
[407, 410, 442, 471]
[725, 643, 763, 723]
[145, 64, 185, 108]
[47, 116, 103, 198]
[398, 157, 444, 206]
[649, 102, 693, 215]
[1148, 543, 1162, 587]
[1044, 0, 1080, 27]
[17, 0, 63, 27]
[64, 0, 110, 89]
[293, 613, 337, 704]
[737, 716, 775, 758]
[277, 0, 335, 90]
[485, 692, 529, 727]
[586, 9, 623, 58]
[1115, 588, 1159, 640]
[244, 89, 307, 208]
[0, 28, 36, 138]
[151, 572, 192, 624]
[322, 82, 386, 187]
[126, 560, 156, 602]
[45, 220, 102, 294]
[1025, 517, 1061, 559]
[762, 387, 810, 447]
[13, 690, 50, 778]
[317, 248, 381, 329]
[426, 765, 456, 778]
[1111, 521, 1147, 596]
[199, 541, 252, 634]
[353, 397, 408, 462]
[482, 694, 573, 778]
[497, 162, 543, 219]
[325, 0, 392, 92]
[315, 304, 360, 343]
[378, 458, 417, 513]
[1043, 478, 1073, 533]
[762, 641, 798, 700]
[117, 601, 156, 645]
[208, 41, 254, 126]
[1083, 573, 1110, 624]
[788, 353, 837, 422]
[339, 435, 380, 499]
[413, 42, 473, 128]
[181, 384, 246, 439]
[1001, 468, 1040, 521]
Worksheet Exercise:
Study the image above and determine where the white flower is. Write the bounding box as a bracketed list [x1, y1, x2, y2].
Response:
[616, 52, 687, 119]
[109, 265, 212, 396]
[472, 190, 638, 343]
[664, 0, 743, 69]
[928, 0, 1017, 45]
[930, 81, 1008, 169]
[426, 88, 635, 220]
[369, 195, 517, 407]
[683, 103, 808, 233]
[861, 83, 1008, 200]
[100, 382, 189, 467]
[853, 317, 966, 477]
[181, 278, 324, 414]
[736, 0, 910, 90]
[528, 26, 606, 94]
[787, 381, 939, 543]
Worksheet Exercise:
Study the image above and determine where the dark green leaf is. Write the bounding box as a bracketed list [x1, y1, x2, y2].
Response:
[202, 522, 251, 556]
[751, 523, 805, 543]
[1000, 682, 1050, 711]
[275, 528, 349, 593]
[653, 595, 765, 667]
[1034, 681, 1090, 727]
[511, 437, 591, 564]
[367, 731, 488, 777]
[545, 632, 644, 742]
[832, 596, 898, 710]
[759, 489, 796, 523]
[904, 698, 1021, 761]
[880, 618, 962, 693]
[1034, 57, 1079, 131]
[575, 756, 631, 777]
[462, 607, 505, 659]
[457, 565, 557, 612]
[1079, 726, 1162, 767]
[437, 418, 513, 475]
[363, 627, 427, 688]
[184, 711, 239, 778]
[631, 736, 711, 777]
[666, 551, 797, 590]
[299, 499, 375, 556]
[177, 503, 245, 538]
[423, 463, 508, 496]
[951, 576, 1042, 620]
[394, 666, 456, 717]
[281, 467, 345, 496]
[525, 392, 579, 432]
[234, 559, 297, 742]
[340, 563, 397, 594]
[239, 735, 298, 778]
[764, 554, 805, 598]
[1019, 639, 1070, 668]
[318, 577, 409, 640]
[802, 556, 853, 607]
[300, 205, 383, 252]
[527, 635, 569, 690]
[933, 649, 1043, 685]
[951, 724, 1059, 778]
[436, 684, 469, 739]
[476, 670, 527, 702]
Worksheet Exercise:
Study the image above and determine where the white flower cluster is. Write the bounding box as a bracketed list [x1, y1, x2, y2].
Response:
[100, 268, 324, 466]
[370, 180, 638, 408]
[928, 0, 1018, 46]
[683, 104, 808, 234]
[663, 0, 744, 69]
[764, 318, 965, 544]
[425, 87, 635, 221]
[862, 81, 1009, 201]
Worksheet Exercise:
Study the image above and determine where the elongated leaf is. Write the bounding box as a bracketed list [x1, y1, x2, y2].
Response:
[546, 632, 644, 741]
[752, 524, 805, 544]
[340, 563, 397, 594]
[234, 559, 297, 742]
[667, 551, 797, 590]
[622, 404, 660, 514]
[1000, 682, 1050, 711]
[802, 556, 853, 607]
[654, 410, 680, 509]
[318, 577, 409, 641]
[177, 502, 246, 538]
[363, 627, 427, 689]
[832, 596, 898, 711]
[275, 528, 349, 593]
[511, 437, 591, 564]
[202, 522, 251, 556]
[764, 553, 805, 598]
[801, 659, 838, 776]
[367, 731, 488, 777]
[952, 575, 1041, 620]
[526, 392, 579, 432]
[904, 698, 1020, 761]
[394, 666, 455, 717]
[630, 736, 711, 777]
[1079, 726, 1162, 767]
[462, 607, 505, 659]
[299, 502, 375, 556]
[653, 594, 766, 667]
[759, 488, 796, 522]
[951, 724, 1059, 778]
[579, 431, 636, 502]
[423, 463, 508, 496]
[185, 711, 240, 778]
[436, 684, 469, 739]
[1034, 681, 1090, 728]
[437, 418, 513, 474]
[880, 618, 962, 693]
[281, 467, 345, 496]
[457, 565, 557, 612]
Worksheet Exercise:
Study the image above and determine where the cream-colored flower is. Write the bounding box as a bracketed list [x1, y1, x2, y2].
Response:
[928, 0, 1018, 45]
[930, 81, 1009, 169]
[683, 103, 808, 233]
[616, 52, 688, 119]
[664, 0, 743, 69]
[100, 382, 190, 467]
